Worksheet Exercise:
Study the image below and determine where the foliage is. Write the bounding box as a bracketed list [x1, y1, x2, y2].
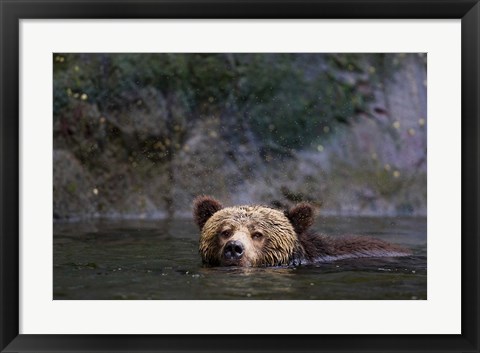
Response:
[53, 53, 380, 152]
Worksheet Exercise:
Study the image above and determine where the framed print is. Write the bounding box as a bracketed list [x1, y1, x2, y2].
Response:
[1, 0, 479, 352]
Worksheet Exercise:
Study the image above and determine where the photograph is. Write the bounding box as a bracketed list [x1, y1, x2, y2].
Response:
[52, 53, 427, 300]
[1, 0, 478, 350]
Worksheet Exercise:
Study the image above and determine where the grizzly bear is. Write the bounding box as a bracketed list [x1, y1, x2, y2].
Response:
[193, 195, 411, 267]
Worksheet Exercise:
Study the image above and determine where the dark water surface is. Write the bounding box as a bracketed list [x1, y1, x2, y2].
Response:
[53, 217, 427, 300]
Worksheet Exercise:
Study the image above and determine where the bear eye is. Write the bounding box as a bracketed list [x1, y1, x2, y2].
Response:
[219, 229, 232, 238]
[252, 231, 263, 240]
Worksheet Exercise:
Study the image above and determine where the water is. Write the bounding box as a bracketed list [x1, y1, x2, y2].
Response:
[53, 217, 427, 300]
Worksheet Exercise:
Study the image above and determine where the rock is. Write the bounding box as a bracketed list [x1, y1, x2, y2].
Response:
[53, 149, 99, 220]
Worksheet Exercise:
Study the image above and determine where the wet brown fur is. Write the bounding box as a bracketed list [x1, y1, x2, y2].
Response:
[193, 196, 411, 267]
[197, 199, 301, 266]
[297, 232, 410, 262]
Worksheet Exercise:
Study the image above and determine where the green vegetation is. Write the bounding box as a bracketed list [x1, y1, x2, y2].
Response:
[54, 53, 377, 152]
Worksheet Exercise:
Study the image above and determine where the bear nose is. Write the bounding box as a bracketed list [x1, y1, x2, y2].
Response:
[224, 240, 244, 260]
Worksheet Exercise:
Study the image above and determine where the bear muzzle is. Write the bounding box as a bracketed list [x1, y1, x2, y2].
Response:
[223, 240, 245, 264]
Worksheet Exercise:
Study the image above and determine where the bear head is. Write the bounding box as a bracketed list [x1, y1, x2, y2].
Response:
[193, 195, 314, 267]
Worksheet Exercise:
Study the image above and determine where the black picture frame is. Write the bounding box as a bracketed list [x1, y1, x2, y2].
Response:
[1, 1, 479, 352]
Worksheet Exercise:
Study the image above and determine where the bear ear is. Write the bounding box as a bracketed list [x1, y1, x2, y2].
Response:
[193, 196, 223, 229]
[284, 203, 315, 234]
